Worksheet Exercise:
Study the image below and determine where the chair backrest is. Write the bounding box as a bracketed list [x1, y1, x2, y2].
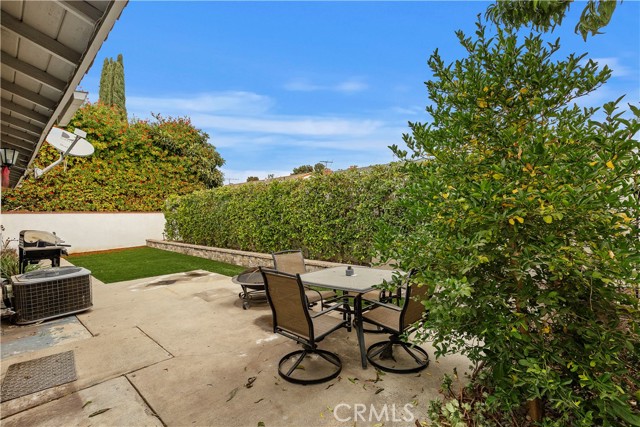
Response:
[260, 267, 314, 342]
[399, 269, 429, 330]
[272, 250, 307, 275]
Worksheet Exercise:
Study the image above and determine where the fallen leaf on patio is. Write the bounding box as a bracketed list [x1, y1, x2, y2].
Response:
[245, 376, 257, 388]
[295, 365, 306, 370]
[348, 377, 359, 384]
[326, 383, 335, 390]
[254, 398, 264, 404]
[375, 388, 384, 394]
[257, 422, 265, 427]
[366, 370, 385, 383]
[88, 408, 111, 418]
[82, 400, 92, 408]
[226, 387, 239, 402]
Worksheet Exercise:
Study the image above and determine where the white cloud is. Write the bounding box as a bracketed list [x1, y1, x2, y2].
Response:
[128, 91, 273, 115]
[334, 80, 369, 93]
[587, 57, 632, 78]
[283, 78, 368, 93]
[126, 90, 407, 184]
[390, 106, 425, 116]
[283, 80, 322, 92]
[189, 113, 384, 137]
[573, 85, 639, 112]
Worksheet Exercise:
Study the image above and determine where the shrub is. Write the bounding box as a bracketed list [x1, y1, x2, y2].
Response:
[377, 19, 640, 426]
[164, 165, 404, 264]
[1, 103, 224, 212]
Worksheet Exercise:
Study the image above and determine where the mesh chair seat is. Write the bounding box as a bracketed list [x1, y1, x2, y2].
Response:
[362, 289, 384, 301]
[362, 288, 404, 304]
[279, 312, 345, 341]
[362, 306, 401, 331]
[306, 289, 337, 305]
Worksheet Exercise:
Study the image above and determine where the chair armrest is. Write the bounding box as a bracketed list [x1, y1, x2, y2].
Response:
[303, 286, 324, 306]
[364, 300, 402, 312]
[309, 301, 350, 318]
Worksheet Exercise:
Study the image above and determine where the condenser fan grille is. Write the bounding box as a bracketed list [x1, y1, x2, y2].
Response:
[12, 268, 92, 325]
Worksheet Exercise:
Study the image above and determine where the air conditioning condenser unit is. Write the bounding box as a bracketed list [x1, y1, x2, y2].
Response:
[10, 267, 92, 325]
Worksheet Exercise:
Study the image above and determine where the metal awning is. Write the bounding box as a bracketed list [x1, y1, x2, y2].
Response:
[1, 0, 128, 188]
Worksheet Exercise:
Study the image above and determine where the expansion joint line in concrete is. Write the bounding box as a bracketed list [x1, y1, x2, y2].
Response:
[135, 326, 175, 358]
[74, 315, 96, 337]
[124, 375, 168, 427]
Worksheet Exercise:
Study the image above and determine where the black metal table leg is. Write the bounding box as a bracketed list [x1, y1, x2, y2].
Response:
[354, 294, 368, 368]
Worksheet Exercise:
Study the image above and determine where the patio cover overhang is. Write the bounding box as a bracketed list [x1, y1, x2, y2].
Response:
[1, 0, 128, 189]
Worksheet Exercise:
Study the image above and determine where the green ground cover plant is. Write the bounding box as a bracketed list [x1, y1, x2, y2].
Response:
[66, 247, 244, 284]
[164, 165, 405, 264]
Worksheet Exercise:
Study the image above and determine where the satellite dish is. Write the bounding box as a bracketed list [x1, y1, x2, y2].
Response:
[34, 127, 94, 178]
[46, 127, 94, 157]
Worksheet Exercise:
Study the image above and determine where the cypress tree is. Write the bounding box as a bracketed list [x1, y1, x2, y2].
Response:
[98, 58, 113, 105]
[97, 54, 126, 116]
[112, 54, 126, 115]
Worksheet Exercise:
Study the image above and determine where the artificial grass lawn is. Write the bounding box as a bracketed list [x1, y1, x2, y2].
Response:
[66, 246, 246, 284]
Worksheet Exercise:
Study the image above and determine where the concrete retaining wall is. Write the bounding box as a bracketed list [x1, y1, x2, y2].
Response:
[146, 239, 346, 271]
[2, 212, 165, 254]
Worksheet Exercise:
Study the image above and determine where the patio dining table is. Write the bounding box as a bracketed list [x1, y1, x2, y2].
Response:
[300, 266, 396, 369]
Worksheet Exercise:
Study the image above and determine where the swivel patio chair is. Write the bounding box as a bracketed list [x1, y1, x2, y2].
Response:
[362, 259, 402, 304]
[272, 250, 337, 307]
[260, 267, 350, 384]
[361, 269, 430, 373]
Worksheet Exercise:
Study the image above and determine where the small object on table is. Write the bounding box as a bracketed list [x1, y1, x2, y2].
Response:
[346, 266, 354, 276]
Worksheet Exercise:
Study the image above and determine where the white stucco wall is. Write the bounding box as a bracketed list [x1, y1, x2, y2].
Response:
[1, 212, 165, 254]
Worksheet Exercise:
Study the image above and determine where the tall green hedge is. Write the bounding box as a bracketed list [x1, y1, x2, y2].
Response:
[163, 165, 405, 264]
[1, 103, 224, 211]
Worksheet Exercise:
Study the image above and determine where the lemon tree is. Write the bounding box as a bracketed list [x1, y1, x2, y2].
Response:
[379, 19, 639, 426]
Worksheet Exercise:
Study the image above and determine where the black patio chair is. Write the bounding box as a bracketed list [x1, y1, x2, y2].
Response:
[272, 250, 337, 307]
[260, 267, 350, 384]
[361, 269, 430, 373]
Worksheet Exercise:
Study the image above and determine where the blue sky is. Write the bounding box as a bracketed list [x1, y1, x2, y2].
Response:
[80, 1, 640, 183]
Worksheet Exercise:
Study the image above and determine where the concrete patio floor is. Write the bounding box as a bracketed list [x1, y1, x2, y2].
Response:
[1, 266, 470, 427]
